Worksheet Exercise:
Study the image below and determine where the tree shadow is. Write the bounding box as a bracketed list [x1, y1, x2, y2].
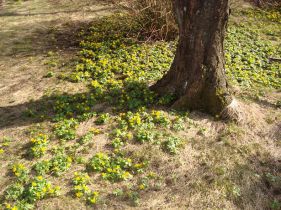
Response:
[159, 145, 281, 209]
[0, 3, 169, 130]
[246, 94, 279, 109]
[0, 4, 116, 57]
[0, 7, 113, 17]
[232, 154, 281, 209]
[0, 4, 119, 129]
[0, 78, 165, 129]
[0, 91, 93, 129]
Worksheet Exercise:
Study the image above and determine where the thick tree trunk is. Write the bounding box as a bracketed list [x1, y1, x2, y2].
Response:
[151, 0, 233, 115]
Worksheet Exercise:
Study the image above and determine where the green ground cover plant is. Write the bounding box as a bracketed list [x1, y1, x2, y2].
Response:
[1, 4, 280, 209]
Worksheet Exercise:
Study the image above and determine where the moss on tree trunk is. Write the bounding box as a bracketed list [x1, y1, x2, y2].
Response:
[151, 0, 233, 115]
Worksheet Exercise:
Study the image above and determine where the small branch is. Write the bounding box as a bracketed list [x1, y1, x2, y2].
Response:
[269, 57, 281, 63]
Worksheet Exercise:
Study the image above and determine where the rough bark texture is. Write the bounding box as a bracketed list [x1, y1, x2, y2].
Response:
[151, 0, 233, 115]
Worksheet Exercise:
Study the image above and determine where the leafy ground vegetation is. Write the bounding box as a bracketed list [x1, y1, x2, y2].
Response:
[0, 0, 280, 209]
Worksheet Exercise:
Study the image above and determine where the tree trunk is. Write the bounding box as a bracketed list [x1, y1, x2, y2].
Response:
[151, 0, 233, 115]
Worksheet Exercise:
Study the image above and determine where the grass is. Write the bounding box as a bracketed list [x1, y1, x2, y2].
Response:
[0, 0, 280, 209]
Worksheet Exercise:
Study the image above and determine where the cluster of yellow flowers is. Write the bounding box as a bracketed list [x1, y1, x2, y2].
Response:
[72, 172, 99, 205]
[27, 176, 60, 201]
[30, 134, 48, 158]
[12, 163, 29, 182]
[4, 203, 19, 210]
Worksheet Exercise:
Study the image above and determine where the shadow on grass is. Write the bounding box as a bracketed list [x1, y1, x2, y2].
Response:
[232, 155, 281, 209]
[0, 6, 113, 17]
[158, 143, 281, 209]
[245, 94, 279, 109]
[0, 6, 116, 57]
[0, 91, 92, 129]
[0, 3, 162, 129]
[0, 78, 163, 129]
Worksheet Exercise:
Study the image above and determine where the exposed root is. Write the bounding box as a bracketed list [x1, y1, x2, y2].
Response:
[220, 98, 246, 124]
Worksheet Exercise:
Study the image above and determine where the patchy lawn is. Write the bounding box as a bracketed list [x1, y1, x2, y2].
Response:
[0, 0, 280, 209]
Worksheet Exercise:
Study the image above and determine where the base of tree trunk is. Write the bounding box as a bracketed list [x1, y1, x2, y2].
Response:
[151, 76, 244, 121]
[151, 75, 233, 117]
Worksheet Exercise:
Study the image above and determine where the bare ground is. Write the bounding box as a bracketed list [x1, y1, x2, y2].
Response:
[0, 0, 115, 206]
[0, 0, 280, 209]
[0, 0, 116, 128]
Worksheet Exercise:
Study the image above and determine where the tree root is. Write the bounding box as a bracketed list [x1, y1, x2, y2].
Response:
[220, 98, 246, 123]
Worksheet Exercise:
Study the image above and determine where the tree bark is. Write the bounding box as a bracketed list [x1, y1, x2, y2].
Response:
[151, 0, 233, 115]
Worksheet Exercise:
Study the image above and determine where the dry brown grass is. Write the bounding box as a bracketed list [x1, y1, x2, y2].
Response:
[0, 0, 114, 205]
[115, 0, 281, 41]
[0, 0, 280, 209]
[114, 0, 177, 41]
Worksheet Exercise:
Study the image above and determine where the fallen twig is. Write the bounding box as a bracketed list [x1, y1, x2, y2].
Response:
[269, 57, 281, 63]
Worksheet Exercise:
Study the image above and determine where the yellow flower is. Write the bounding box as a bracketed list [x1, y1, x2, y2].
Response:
[49, 188, 55, 194]
[89, 197, 97, 204]
[92, 191, 99, 196]
[148, 172, 156, 178]
[5, 203, 11, 208]
[0, 149, 5, 154]
[138, 184, 145, 190]
[126, 133, 133, 140]
[54, 186, 61, 191]
[122, 172, 132, 180]
[134, 163, 142, 169]
[36, 192, 41, 198]
[76, 192, 83, 198]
